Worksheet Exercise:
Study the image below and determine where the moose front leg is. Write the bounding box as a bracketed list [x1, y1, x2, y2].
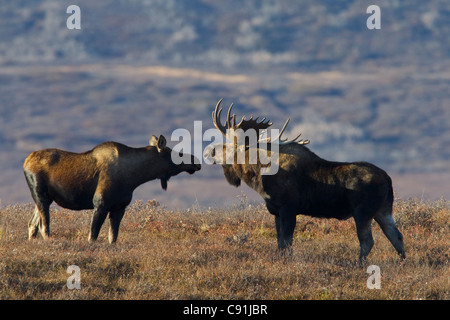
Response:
[274, 208, 297, 252]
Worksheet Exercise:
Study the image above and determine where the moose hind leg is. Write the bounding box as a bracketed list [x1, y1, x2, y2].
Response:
[375, 212, 405, 259]
[108, 208, 126, 244]
[28, 205, 40, 239]
[28, 202, 51, 240]
[25, 173, 51, 239]
[38, 203, 51, 239]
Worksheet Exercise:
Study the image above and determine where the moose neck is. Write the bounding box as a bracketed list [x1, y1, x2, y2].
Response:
[234, 162, 266, 195]
[122, 147, 164, 189]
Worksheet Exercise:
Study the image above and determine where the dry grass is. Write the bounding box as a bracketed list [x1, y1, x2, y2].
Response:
[0, 197, 448, 300]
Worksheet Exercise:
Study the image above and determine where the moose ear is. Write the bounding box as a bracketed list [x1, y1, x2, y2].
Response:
[156, 135, 167, 152]
[149, 135, 158, 146]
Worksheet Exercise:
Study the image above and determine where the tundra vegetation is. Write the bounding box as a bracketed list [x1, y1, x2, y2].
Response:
[0, 196, 448, 299]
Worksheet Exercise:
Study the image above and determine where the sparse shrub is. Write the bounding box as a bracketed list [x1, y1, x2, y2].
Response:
[394, 197, 449, 230]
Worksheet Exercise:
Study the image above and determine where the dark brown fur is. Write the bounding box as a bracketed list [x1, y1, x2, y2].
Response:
[212, 142, 405, 262]
[24, 135, 200, 243]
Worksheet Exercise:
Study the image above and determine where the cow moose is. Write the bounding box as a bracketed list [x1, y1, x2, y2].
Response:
[23, 135, 201, 243]
[205, 99, 405, 263]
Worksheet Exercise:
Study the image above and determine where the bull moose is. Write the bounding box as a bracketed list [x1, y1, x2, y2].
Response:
[23, 135, 201, 243]
[205, 99, 405, 263]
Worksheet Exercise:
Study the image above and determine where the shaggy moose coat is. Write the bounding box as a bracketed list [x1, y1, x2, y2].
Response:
[207, 99, 405, 262]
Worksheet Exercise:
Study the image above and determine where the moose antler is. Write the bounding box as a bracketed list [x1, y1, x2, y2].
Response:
[212, 98, 309, 145]
[212, 98, 272, 136]
[271, 118, 310, 145]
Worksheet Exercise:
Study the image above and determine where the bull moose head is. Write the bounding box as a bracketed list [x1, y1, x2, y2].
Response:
[205, 98, 310, 178]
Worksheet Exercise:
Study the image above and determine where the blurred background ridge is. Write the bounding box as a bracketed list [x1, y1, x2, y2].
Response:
[0, 0, 449, 208]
